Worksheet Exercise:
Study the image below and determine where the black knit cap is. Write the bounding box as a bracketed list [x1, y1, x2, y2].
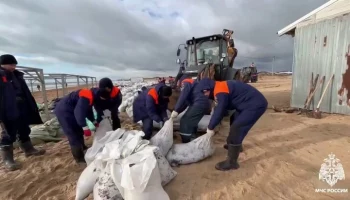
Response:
[160, 85, 172, 97]
[0, 54, 18, 65]
[98, 78, 114, 99]
[99, 77, 113, 89]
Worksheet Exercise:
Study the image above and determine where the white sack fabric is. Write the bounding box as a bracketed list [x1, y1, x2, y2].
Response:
[153, 147, 177, 186]
[139, 109, 213, 132]
[109, 146, 170, 200]
[150, 119, 174, 156]
[166, 131, 216, 166]
[84, 110, 114, 165]
[75, 161, 101, 200]
[93, 167, 123, 200]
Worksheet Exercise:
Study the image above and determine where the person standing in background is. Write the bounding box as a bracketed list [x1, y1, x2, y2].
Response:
[0, 54, 46, 171]
[37, 84, 41, 91]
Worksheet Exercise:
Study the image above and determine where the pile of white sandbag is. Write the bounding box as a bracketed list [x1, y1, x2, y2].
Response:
[75, 111, 176, 200]
[118, 80, 157, 118]
[76, 109, 216, 200]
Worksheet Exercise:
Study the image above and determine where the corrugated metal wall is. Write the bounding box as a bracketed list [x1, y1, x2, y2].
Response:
[292, 14, 350, 114]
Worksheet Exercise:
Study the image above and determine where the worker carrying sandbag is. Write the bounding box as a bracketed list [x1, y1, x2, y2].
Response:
[197, 78, 267, 171]
[0, 54, 46, 171]
[54, 78, 122, 164]
[170, 76, 210, 143]
[132, 83, 172, 140]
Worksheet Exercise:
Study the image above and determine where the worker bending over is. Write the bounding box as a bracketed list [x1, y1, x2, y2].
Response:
[0, 54, 46, 171]
[133, 83, 172, 140]
[170, 77, 210, 143]
[54, 78, 122, 164]
[198, 78, 267, 171]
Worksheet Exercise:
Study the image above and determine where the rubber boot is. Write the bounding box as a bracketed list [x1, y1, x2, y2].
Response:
[71, 146, 86, 164]
[0, 145, 20, 171]
[19, 141, 46, 157]
[215, 144, 241, 171]
[224, 144, 243, 152]
[180, 133, 192, 143]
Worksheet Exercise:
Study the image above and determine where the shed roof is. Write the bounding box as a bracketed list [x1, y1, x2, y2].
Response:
[277, 0, 339, 36]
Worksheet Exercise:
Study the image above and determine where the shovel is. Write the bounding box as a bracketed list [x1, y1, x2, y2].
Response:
[313, 74, 334, 119]
[303, 75, 325, 113]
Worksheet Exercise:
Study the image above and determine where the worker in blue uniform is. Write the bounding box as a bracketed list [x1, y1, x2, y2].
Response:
[54, 78, 122, 164]
[133, 83, 172, 140]
[0, 54, 46, 171]
[170, 77, 210, 143]
[198, 78, 267, 171]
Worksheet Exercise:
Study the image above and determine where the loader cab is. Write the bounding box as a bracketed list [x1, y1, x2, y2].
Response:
[176, 35, 230, 80]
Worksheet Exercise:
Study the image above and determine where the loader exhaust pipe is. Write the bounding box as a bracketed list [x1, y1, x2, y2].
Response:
[192, 37, 198, 66]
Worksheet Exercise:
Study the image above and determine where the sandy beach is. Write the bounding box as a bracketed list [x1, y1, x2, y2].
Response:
[0, 75, 349, 200]
[32, 86, 88, 103]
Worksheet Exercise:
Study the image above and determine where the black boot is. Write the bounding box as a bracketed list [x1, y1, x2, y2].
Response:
[71, 146, 86, 164]
[180, 133, 192, 143]
[224, 144, 243, 152]
[19, 140, 46, 157]
[215, 144, 241, 171]
[0, 145, 20, 171]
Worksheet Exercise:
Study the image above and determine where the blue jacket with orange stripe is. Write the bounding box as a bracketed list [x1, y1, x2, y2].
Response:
[132, 83, 168, 123]
[174, 78, 210, 113]
[55, 86, 122, 127]
[197, 78, 267, 130]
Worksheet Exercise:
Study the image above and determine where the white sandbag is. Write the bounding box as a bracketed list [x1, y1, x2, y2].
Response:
[75, 161, 101, 200]
[144, 109, 212, 132]
[118, 102, 128, 112]
[166, 132, 215, 166]
[150, 119, 173, 156]
[153, 147, 177, 186]
[110, 146, 169, 200]
[93, 110, 113, 140]
[123, 165, 169, 200]
[126, 106, 133, 118]
[85, 111, 118, 165]
[93, 168, 123, 200]
[96, 130, 144, 163]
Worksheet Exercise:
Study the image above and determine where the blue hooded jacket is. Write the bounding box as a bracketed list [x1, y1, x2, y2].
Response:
[133, 83, 169, 123]
[0, 68, 42, 124]
[54, 86, 122, 127]
[174, 78, 210, 113]
[197, 78, 267, 130]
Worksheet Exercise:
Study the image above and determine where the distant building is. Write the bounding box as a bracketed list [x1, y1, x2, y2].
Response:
[278, 0, 350, 114]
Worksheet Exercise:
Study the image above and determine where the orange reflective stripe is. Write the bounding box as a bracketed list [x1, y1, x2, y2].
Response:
[148, 88, 159, 104]
[110, 86, 120, 98]
[213, 81, 229, 97]
[78, 89, 94, 105]
[181, 78, 194, 84]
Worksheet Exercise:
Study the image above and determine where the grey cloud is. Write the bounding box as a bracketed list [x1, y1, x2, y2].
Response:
[0, 0, 329, 76]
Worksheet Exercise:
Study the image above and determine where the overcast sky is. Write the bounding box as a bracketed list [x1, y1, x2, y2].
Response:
[0, 0, 329, 79]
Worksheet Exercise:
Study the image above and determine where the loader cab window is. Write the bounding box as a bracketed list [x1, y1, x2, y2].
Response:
[187, 39, 220, 66]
